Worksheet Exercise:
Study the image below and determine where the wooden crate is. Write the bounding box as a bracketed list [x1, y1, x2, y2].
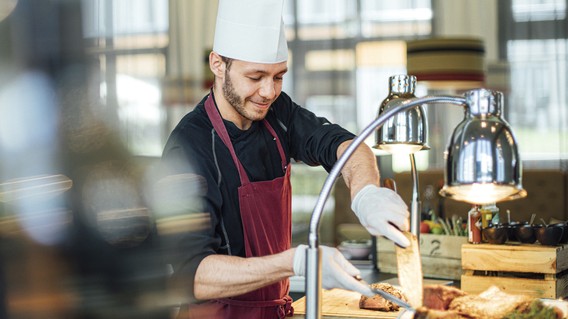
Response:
[461, 243, 568, 299]
[377, 234, 468, 280]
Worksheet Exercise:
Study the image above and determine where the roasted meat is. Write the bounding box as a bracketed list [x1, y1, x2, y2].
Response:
[415, 285, 562, 319]
[359, 282, 408, 311]
[360, 283, 563, 318]
[413, 307, 471, 319]
[423, 285, 467, 310]
[448, 286, 561, 319]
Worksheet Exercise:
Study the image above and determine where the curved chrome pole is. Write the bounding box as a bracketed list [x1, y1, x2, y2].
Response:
[409, 153, 421, 239]
[305, 95, 466, 319]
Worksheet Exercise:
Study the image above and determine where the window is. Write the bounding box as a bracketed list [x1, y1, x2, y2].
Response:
[507, 39, 567, 161]
[499, 0, 568, 166]
[512, 0, 566, 21]
[82, 0, 169, 156]
[360, 0, 432, 37]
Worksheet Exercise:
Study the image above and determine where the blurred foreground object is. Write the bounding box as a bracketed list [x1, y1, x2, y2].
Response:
[0, 0, 17, 22]
[0, 1, 182, 318]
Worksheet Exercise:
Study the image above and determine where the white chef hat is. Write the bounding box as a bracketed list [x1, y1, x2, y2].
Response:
[213, 0, 288, 64]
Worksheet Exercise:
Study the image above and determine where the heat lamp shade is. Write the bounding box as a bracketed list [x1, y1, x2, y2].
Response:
[440, 89, 527, 204]
[374, 75, 429, 154]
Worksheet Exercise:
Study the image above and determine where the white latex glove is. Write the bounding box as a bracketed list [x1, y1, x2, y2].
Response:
[293, 244, 374, 297]
[351, 184, 410, 247]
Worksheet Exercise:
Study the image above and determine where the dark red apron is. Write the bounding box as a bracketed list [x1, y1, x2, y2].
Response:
[188, 93, 293, 318]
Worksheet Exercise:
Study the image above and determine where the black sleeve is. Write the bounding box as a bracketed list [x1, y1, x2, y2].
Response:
[272, 92, 356, 172]
[158, 127, 222, 302]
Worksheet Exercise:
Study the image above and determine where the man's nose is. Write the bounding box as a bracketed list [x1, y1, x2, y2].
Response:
[259, 79, 276, 100]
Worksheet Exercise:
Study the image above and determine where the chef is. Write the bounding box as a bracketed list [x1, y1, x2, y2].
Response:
[161, 0, 410, 318]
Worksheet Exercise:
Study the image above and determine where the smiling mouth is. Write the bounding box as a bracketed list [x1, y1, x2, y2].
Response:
[251, 101, 272, 109]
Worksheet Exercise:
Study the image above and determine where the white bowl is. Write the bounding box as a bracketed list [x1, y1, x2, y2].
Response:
[338, 240, 372, 260]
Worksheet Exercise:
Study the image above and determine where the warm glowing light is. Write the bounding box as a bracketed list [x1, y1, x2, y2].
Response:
[441, 183, 526, 205]
[378, 144, 423, 155]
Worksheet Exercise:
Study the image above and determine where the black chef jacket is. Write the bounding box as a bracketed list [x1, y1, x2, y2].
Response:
[161, 91, 355, 299]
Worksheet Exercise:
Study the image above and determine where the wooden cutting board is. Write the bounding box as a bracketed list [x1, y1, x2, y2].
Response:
[291, 289, 402, 318]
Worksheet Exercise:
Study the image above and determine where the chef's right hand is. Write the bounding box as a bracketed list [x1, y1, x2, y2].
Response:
[293, 244, 374, 297]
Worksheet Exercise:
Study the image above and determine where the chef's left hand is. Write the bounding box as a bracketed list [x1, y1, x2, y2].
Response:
[351, 184, 410, 247]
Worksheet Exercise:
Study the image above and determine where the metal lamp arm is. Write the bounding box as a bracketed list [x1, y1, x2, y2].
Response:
[304, 95, 467, 319]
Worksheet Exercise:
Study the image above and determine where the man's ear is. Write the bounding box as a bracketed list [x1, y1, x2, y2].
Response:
[209, 51, 225, 79]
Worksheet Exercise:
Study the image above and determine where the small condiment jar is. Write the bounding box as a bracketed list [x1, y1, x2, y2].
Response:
[468, 206, 482, 244]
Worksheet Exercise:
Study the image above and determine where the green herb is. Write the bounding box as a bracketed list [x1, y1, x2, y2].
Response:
[503, 300, 558, 319]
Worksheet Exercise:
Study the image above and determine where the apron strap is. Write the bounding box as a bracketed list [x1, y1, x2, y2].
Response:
[204, 92, 250, 185]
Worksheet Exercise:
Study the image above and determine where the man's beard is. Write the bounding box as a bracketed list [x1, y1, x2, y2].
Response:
[222, 71, 267, 122]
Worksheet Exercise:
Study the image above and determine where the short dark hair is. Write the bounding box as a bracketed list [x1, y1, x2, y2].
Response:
[220, 55, 233, 70]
